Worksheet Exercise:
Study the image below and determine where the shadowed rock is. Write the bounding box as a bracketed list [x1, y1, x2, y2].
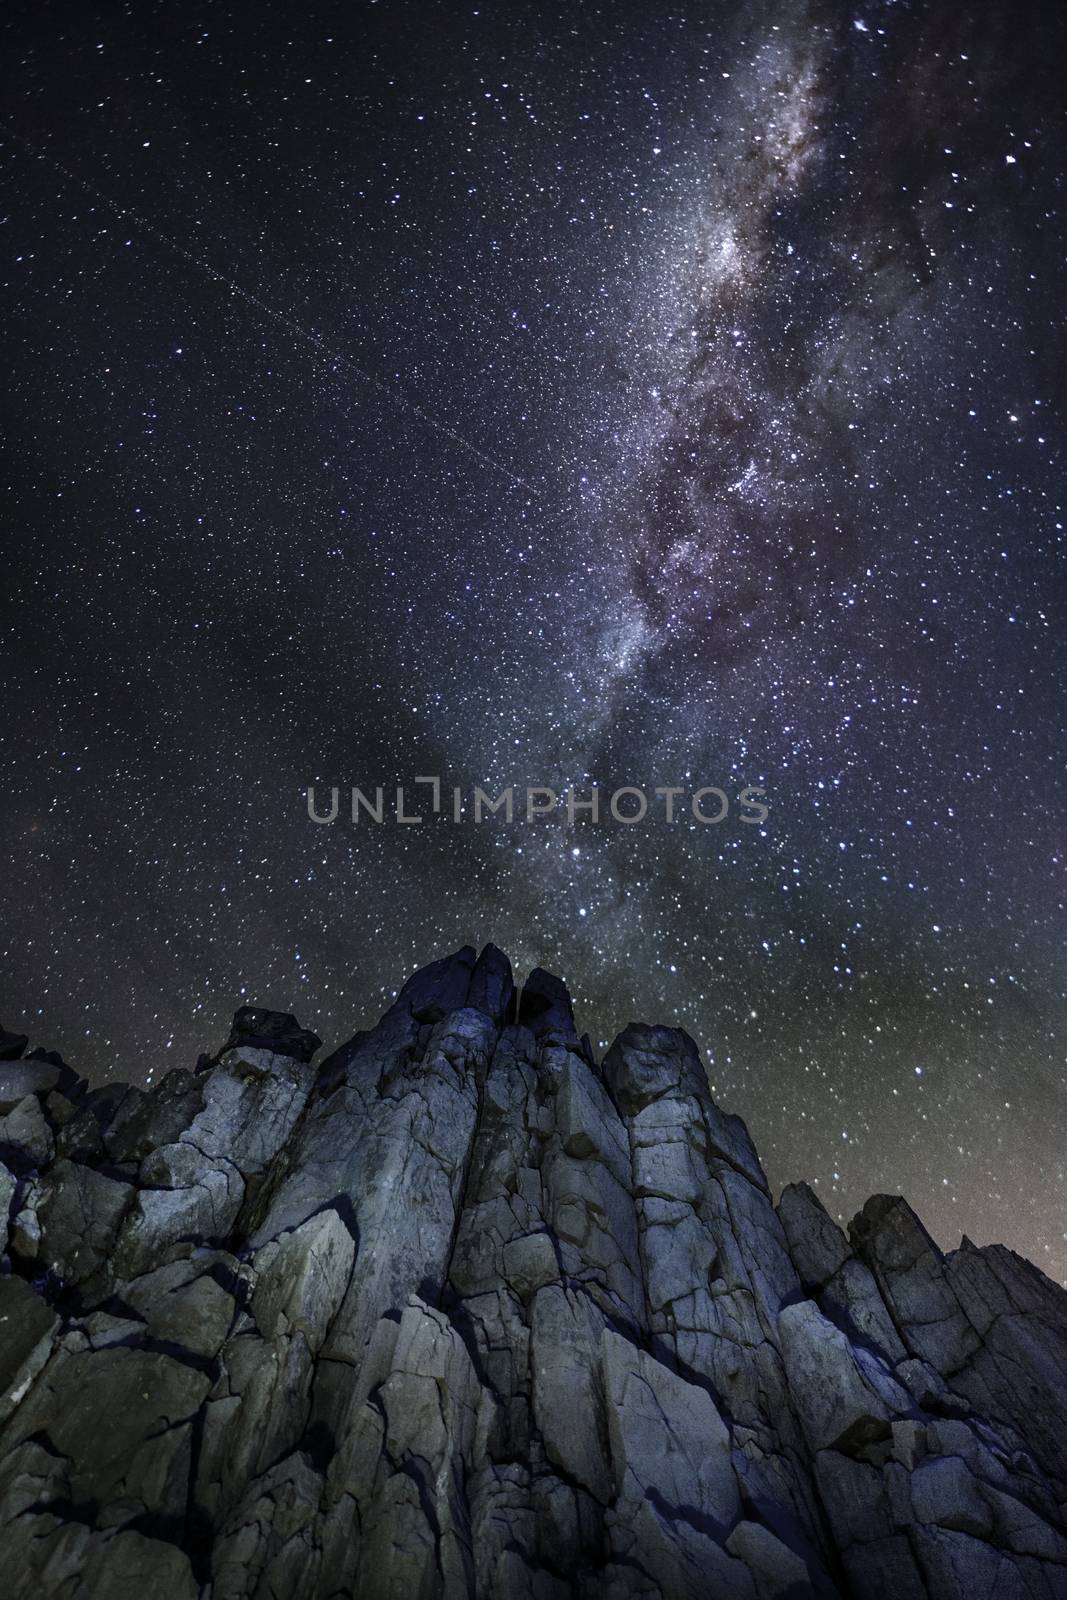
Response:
[0, 1028, 28, 1063]
[218, 1006, 324, 1065]
[518, 966, 577, 1040]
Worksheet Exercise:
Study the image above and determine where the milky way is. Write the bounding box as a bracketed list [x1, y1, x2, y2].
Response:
[2, 2, 1065, 1279]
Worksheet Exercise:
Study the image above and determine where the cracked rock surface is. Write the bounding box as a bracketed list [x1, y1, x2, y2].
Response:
[1, 945, 1066, 1597]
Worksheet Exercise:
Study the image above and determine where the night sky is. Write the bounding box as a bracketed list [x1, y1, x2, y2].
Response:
[3, 3, 1066, 1279]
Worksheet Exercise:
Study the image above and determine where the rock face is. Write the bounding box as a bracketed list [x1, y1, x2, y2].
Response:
[1, 949, 1066, 1598]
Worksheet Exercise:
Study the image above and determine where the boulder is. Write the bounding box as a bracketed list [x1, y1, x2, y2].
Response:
[0, 1096, 54, 1169]
[518, 967, 578, 1041]
[36, 1158, 134, 1286]
[0, 1274, 59, 1422]
[0, 1060, 66, 1110]
[0, 1028, 28, 1062]
[219, 1006, 323, 1064]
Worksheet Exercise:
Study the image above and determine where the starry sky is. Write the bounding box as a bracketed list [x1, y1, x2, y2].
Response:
[2, 2, 1066, 1277]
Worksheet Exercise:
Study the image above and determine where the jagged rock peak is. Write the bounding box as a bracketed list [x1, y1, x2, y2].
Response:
[1, 944, 1066, 1599]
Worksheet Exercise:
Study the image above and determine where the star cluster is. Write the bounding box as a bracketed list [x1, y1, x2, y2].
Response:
[2, 2, 1065, 1276]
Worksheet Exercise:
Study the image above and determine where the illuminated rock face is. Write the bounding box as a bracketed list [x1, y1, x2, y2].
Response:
[2, 945, 1067, 1599]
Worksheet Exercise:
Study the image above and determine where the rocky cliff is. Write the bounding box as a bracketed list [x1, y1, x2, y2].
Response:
[1, 944, 1066, 1599]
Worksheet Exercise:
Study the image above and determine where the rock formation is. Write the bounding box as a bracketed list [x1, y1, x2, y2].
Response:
[1, 944, 1066, 1598]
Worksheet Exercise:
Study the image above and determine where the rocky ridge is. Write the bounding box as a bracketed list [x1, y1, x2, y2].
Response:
[1, 944, 1066, 1598]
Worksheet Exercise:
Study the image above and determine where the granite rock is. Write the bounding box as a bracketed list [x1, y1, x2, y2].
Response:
[0, 947, 1065, 1599]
